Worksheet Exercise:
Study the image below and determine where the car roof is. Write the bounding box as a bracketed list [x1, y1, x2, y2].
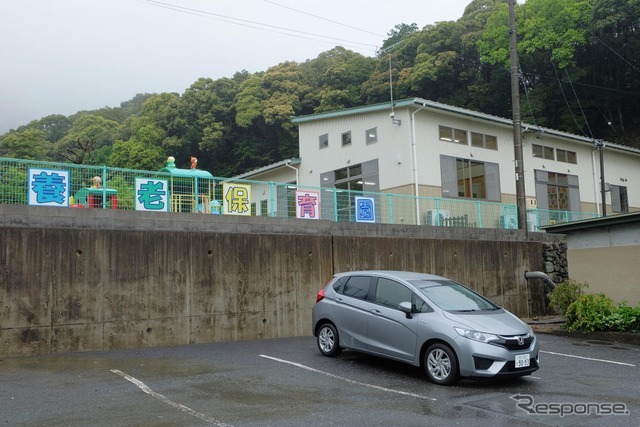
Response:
[334, 270, 446, 281]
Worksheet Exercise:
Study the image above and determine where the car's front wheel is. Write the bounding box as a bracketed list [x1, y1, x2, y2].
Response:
[424, 343, 459, 385]
[317, 323, 341, 357]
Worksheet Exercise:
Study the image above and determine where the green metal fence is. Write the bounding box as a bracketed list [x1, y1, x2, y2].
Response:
[0, 157, 598, 229]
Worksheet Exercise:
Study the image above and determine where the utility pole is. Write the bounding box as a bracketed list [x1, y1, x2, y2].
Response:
[509, 0, 527, 230]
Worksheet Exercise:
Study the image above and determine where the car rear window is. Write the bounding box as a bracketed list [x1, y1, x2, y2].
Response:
[341, 276, 372, 300]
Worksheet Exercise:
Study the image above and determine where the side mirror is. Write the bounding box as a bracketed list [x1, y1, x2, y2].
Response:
[399, 301, 413, 319]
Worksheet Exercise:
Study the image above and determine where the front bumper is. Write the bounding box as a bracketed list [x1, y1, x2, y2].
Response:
[454, 335, 540, 379]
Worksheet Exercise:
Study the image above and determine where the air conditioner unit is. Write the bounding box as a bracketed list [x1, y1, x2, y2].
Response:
[425, 209, 450, 226]
[501, 212, 518, 229]
[527, 212, 538, 232]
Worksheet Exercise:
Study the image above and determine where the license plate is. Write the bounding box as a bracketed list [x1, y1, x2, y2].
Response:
[515, 354, 530, 368]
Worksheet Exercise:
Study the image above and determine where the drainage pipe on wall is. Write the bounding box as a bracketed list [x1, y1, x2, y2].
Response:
[524, 271, 556, 290]
[411, 102, 427, 225]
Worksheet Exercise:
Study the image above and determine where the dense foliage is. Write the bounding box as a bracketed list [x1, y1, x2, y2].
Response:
[2, 0, 639, 176]
[565, 294, 640, 333]
[548, 279, 640, 333]
[548, 279, 588, 316]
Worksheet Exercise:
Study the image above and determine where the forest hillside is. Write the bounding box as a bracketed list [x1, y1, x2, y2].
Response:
[1, 0, 638, 176]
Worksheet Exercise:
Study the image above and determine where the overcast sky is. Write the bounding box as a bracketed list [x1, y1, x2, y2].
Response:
[0, 0, 472, 133]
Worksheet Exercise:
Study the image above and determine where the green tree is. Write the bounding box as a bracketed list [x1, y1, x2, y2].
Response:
[17, 114, 72, 143]
[235, 74, 265, 128]
[477, 0, 594, 131]
[108, 139, 165, 170]
[56, 114, 120, 164]
[380, 23, 419, 53]
[577, 0, 640, 144]
[303, 47, 376, 112]
[0, 129, 52, 160]
[261, 61, 311, 135]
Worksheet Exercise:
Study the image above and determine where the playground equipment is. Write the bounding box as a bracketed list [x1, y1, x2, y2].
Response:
[72, 187, 118, 208]
[159, 157, 216, 213]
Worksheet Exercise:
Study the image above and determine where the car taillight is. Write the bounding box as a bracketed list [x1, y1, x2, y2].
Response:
[316, 287, 325, 303]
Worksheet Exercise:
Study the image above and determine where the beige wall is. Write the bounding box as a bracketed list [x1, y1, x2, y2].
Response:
[567, 247, 640, 306]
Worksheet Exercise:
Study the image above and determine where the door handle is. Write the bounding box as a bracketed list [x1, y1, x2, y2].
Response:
[370, 309, 382, 316]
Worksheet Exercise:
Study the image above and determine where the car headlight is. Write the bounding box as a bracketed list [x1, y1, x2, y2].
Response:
[454, 326, 500, 343]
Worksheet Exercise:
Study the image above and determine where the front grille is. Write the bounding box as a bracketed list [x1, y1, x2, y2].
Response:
[493, 334, 533, 351]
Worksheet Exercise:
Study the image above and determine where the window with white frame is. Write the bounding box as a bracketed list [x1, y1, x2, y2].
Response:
[366, 127, 377, 145]
[341, 131, 352, 147]
[319, 133, 328, 149]
[439, 126, 467, 144]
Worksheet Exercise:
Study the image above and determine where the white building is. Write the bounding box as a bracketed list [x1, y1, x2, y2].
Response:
[238, 98, 640, 228]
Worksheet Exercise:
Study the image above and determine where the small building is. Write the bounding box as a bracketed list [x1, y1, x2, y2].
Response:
[543, 213, 640, 306]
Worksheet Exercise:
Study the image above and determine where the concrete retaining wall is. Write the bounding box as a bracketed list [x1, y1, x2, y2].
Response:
[0, 205, 562, 357]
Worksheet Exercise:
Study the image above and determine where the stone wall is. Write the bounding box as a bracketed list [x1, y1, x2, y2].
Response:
[543, 241, 569, 283]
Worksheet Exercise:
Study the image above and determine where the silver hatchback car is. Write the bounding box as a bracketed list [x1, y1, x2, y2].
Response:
[312, 270, 539, 385]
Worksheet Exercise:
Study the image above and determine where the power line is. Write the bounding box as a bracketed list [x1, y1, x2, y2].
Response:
[518, 70, 640, 96]
[262, 0, 384, 38]
[138, 0, 379, 53]
[579, 21, 640, 75]
[563, 67, 594, 139]
[549, 54, 590, 138]
[517, 59, 543, 134]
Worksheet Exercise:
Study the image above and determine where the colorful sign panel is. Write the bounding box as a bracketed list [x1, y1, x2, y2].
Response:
[135, 178, 169, 211]
[223, 182, 252, 216]
[296, 190, 320, 219]
[355, 196, 376, 223]
[28, 168, 70, 207]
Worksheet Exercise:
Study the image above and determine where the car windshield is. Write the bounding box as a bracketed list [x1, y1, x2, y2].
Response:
[411, 280, 499, 312]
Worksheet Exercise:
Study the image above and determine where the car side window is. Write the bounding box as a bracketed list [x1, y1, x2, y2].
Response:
[341, 276, 372, 300]
[375, 278, 413, 309]
[332, 276, 348, 293]
[412, 294, 433, 313]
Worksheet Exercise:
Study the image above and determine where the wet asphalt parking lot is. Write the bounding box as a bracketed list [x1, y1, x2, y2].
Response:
[1, 333, 638, 427]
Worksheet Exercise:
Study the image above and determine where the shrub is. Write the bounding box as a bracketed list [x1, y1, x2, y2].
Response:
[565, 293, 616, 332]
[548, 279, 588, 316]
[603, 304, 640, 332]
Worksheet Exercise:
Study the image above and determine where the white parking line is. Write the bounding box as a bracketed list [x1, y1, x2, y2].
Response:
[540, 351, 636, 367]
[259, 355, 437, 401]
[110, 369, 234, 427]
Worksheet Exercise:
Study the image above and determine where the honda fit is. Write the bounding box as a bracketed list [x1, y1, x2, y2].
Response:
[312, 270, 539, 385]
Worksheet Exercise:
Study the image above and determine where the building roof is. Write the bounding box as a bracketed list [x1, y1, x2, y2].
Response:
[233, 158, 301, 180]
[543, 211, 640, 233]
[292, 98, 640, 156]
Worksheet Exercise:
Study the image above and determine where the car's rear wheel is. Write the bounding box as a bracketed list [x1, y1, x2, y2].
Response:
[424, 343, 459, 385]
[317, 323, 341, 357]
